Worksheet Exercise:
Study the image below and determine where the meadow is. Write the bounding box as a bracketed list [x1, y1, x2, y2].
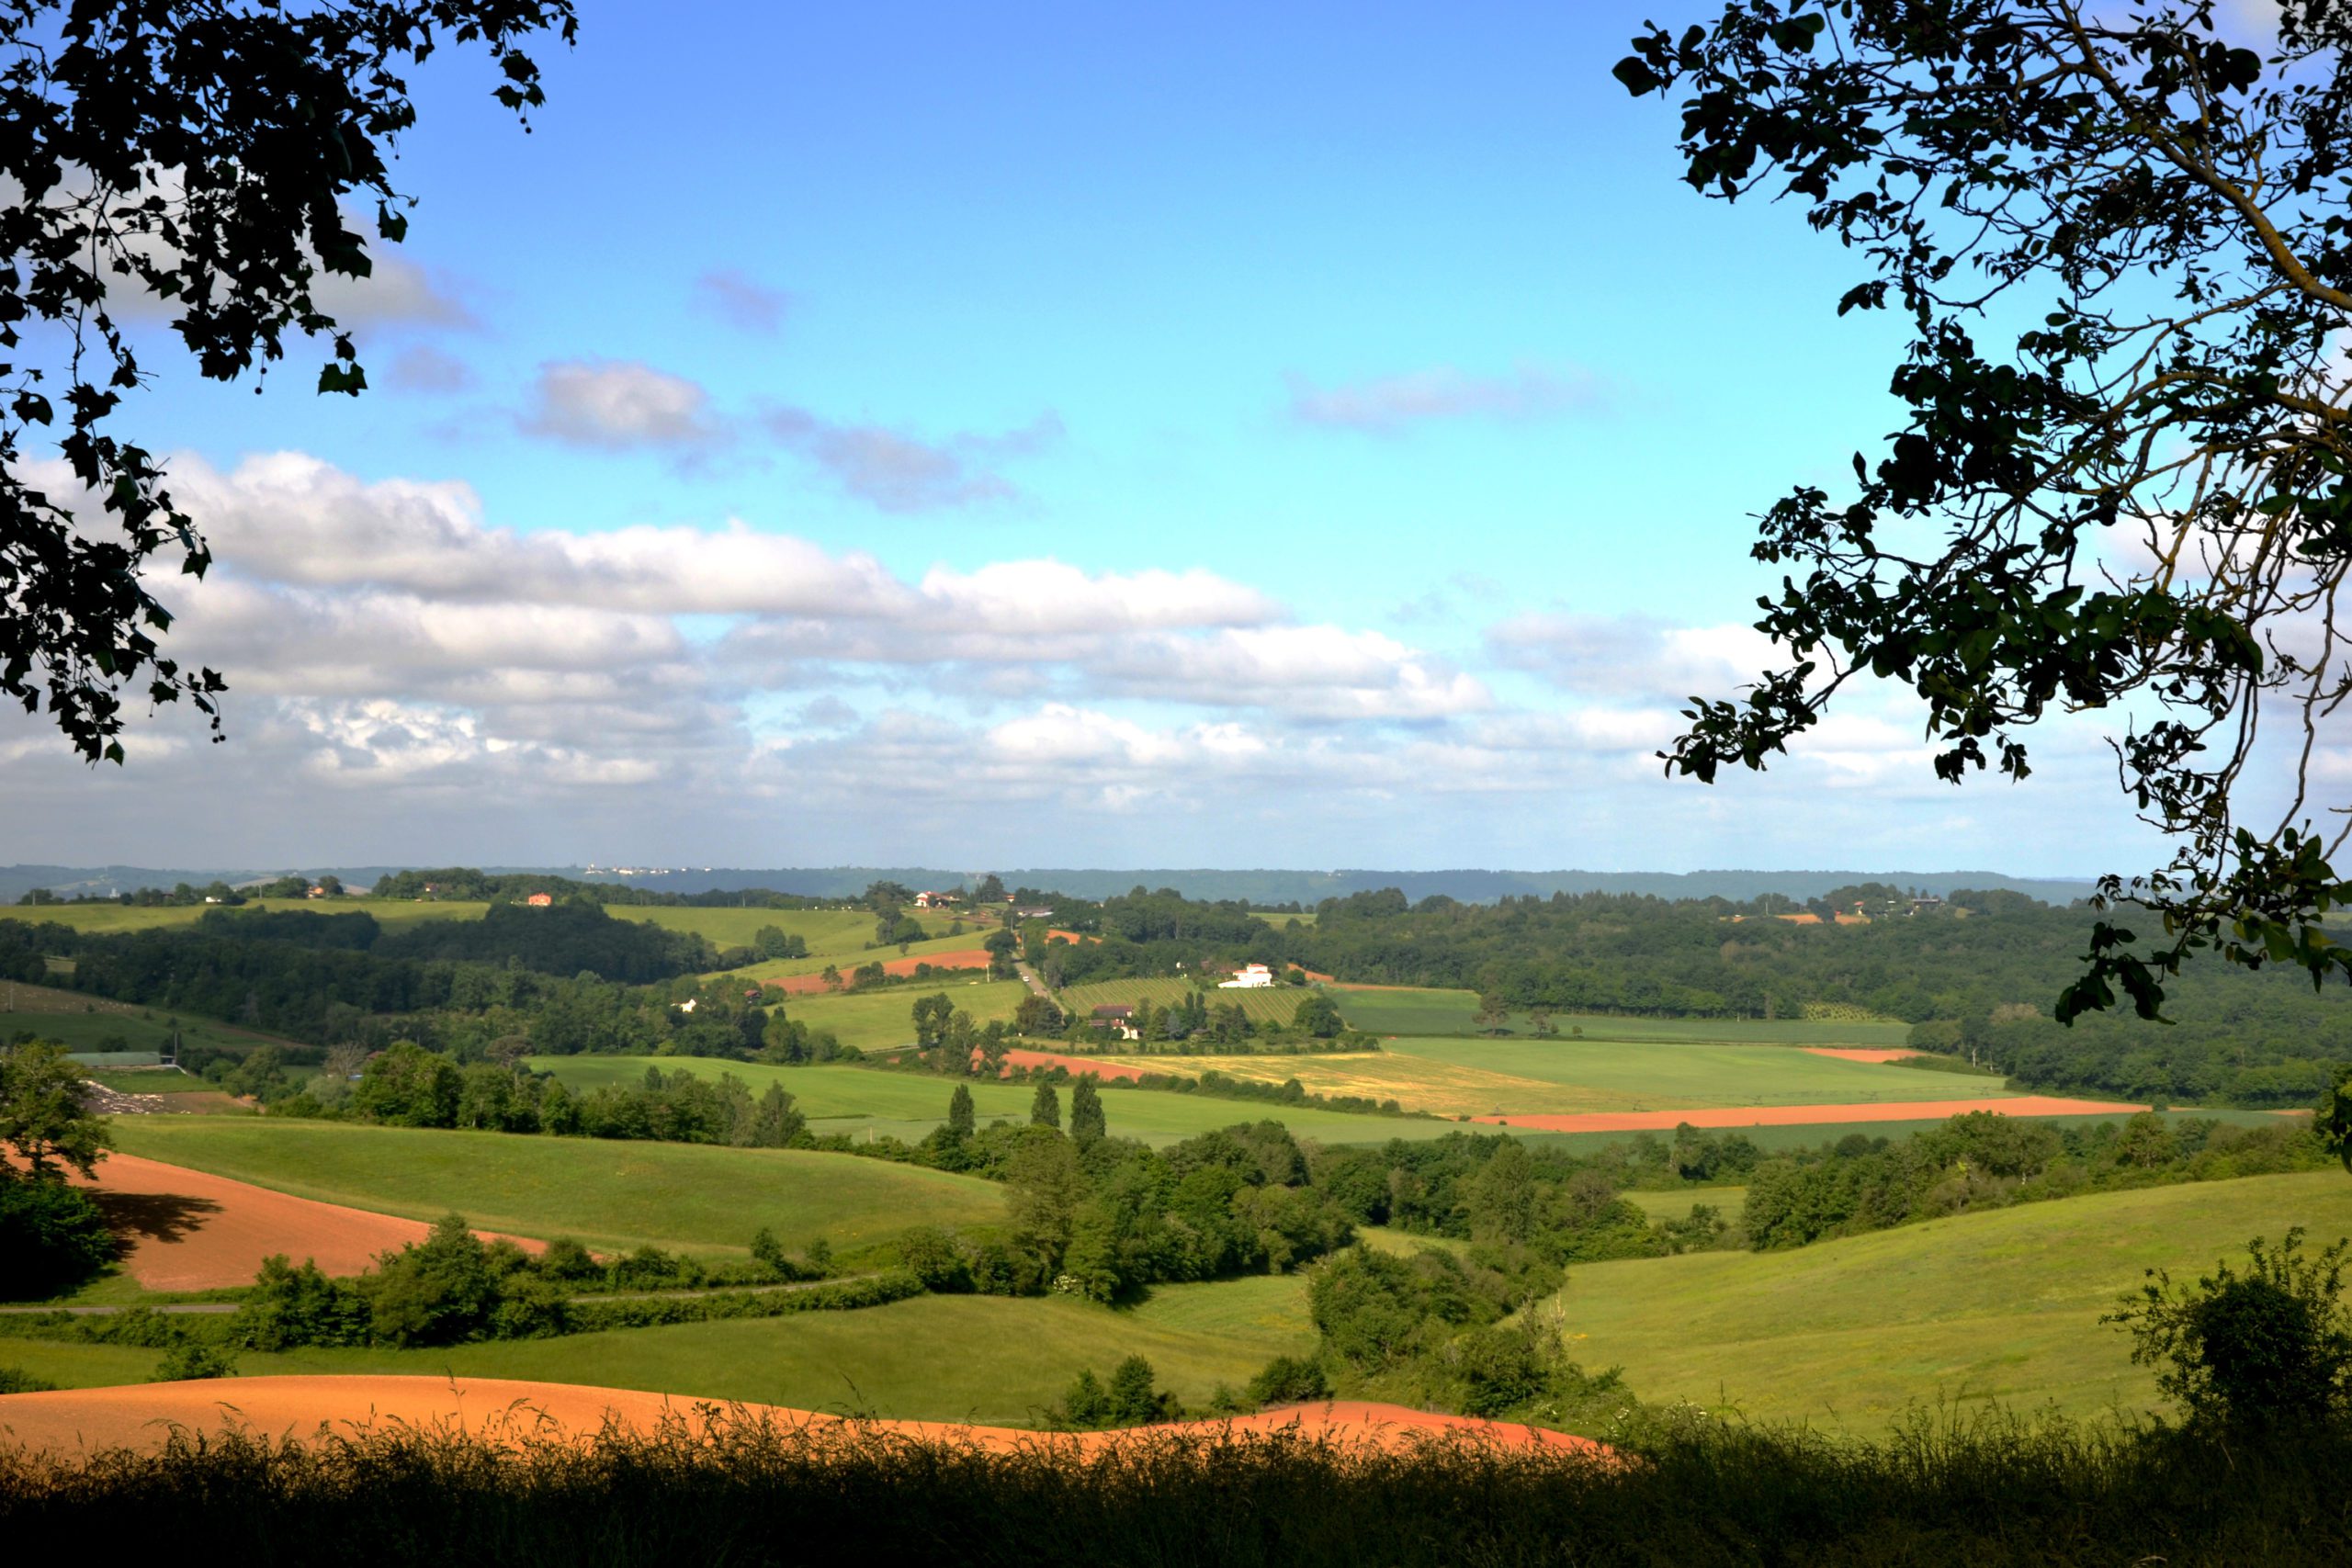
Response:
[104, 1118, 1008, 1258]
[1331, 985, 1917, 1046]
[1057, 976, 1312, 1028]
[718, 930, 998, 984]
[1550, 1168, 2352, 1428]
[525, 1055, 1472, 1147]
[775, 979, 1028, 1052]
[10, 897, 492, 933]
[1, 981, 291, 1056]
[1098, 1036, 2024, 1118]
[0, 1286, 1310, 1424]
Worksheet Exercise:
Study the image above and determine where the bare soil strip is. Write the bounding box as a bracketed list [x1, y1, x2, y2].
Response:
[996, 1048, 1152, 1083]
[1471, 1094, 2147, 1134]
[760, 951, 993, 996]
[0, 1375, 1605, 1458]
[54, 1153, 543, 1292]
[1800, 1047, 1926, 1063]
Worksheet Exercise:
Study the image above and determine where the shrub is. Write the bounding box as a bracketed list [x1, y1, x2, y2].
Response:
[232, 1256, 369, 1350]
[2107, 1227, 2352, 1428]
[0, 1176, 119, 1299]
[152, 1342, 236, 1382]
[1246, 1354, 1331, 1408]
[0, 1366, 56, 1393]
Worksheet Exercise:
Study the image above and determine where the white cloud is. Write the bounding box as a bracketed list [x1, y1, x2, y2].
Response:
[520, 359, 729, 452]
[763, 407, 1062, 511]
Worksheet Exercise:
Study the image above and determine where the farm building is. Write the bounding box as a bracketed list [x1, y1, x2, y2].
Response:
[1218, 963, 1275, 989]
[525, 892, 554, 908]
[912, 890, 963, 908]
[1089, 1004, 1140, 1042]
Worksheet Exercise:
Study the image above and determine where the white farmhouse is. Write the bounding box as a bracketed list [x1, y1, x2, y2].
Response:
[1218, 963, 1275, 989]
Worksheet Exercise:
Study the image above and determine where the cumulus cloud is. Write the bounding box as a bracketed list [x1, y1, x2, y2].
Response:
[1287, 364, 1605, 435]
[693, 269, 793, 333]
[763, 407, 1062, 511]
[520, 359, 729, 452]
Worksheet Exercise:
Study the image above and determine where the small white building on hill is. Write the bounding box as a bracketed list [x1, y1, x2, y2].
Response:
[1218, 963, 1275, 989]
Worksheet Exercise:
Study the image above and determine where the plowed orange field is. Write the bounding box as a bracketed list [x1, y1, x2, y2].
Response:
[1801, 1047, 1925, 1063]
[0, 1375, 1607, 1458]
[58, 1153, 542, 1291]
[998, 1048, 1152, 1083]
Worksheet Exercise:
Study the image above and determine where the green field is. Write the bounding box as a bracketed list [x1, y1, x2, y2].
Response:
[1099, 1036, 2022, 1118]
[0, 1285, 1313, 1425]
[1059, 976, 1313, 1028]
[2, 982, 289, 1056]
[1332, 986, 1917, 1046]
[1553, 1169, 2352, 1429]
[525, 1056, 1476, 1148]
[775, 979, 1028, 1052]
[5, 897, 494, 933]
[718, 930, 999, 984]
[1620, 1186, 1748, 1224]
[106, 1118, 1007, 1258]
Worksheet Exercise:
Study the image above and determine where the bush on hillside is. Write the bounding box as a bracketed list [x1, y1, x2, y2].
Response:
[0, 1177, 119, 1299]
[2107, 1228, 2352, 1429]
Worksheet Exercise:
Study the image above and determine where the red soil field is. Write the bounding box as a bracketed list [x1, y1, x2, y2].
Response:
[1801, 1047, 1925, 1063]
[996, 1048, 1152, 1083]
[1045, 929, 1101, 945]
[0, 1376, 1605, 1459]
[57, 1153, 542, 1292]
[762, 951, 992, 996]
[1472, 1094, 2147, 1134]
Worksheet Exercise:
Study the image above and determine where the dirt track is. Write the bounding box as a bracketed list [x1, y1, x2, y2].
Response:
[0, 1375, 1604, 1457]
[761, 951, 992, 996]
[60, 1153, 542, 1292]
[1472, 1094, 2147, 1134]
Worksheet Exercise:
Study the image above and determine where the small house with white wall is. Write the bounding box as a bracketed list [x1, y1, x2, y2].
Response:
[1218, 963, 1275, 989]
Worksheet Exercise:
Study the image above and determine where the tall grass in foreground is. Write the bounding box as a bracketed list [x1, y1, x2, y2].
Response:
[4, 1406, 2349, 1564]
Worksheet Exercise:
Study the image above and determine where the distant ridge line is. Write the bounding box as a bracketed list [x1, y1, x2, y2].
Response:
[0, 863, 2098, 907]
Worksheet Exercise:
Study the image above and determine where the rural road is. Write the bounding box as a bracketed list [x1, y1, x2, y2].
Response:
[1014, 961, 1051, 999]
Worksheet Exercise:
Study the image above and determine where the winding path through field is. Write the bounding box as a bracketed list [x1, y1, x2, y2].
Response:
[0, 1375, 1607, 1458]
[1472, 1094, 2148, 1134]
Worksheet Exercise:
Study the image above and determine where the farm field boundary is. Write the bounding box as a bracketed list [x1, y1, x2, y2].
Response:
[1058, 977, 1307, 1028]
[1475, 1094, 2144, 1134]
[1329, 986, 1917, 1046]
[759, 950, 991, 996]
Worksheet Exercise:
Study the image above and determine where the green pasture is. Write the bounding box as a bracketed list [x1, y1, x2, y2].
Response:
[606, 905, 877, 953]
[105, 1118, 1006, 1258]
[0, 1286, 1312, 1425]
[1553, 1169, 2352, 1429]
[1059, 976, 1310, 1028]
[1, 986, 285, 1055]
[774, 980, 1028, 1052]
[1107, 1036, 2025, 1118]
[524, 1056, 1471, 1148]
[1253, 909, 1317, 926]
[718, 931, 998, 984]
[1620, 1187, 1748, 1224]
[1331, 987, 1916, 1047]
[3, 898, 492, 933]
[1506, 1106, 2291, 1158]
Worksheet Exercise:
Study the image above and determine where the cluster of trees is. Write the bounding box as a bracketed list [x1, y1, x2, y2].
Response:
[228, 1217, 882, 1351]
[284, 1045, 811, 1149]
[0, 1042, 119, 1296]
[1744, 1113, 2330, 1252]
[369, 868, 832, 910]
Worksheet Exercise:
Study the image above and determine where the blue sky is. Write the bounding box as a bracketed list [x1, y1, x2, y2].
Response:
[0, 1, 2173, 875]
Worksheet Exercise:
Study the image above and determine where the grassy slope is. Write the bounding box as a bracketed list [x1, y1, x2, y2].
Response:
[718, 931, 998, 984]
[1554, 1170, 2352, 1429]
[525, 1056, 1471, 1148]
[1333, 987, 1916, 1046]
[10, 898, 492, 933]
[1059, 977, 1308, 1027]
[1099, 1037, 2023, 1118]
[0, 1004, 278, 1058]
[105, 1118, 1006, 1258]
[773, 980, 1028, 1052]
[0, 1286, 1314, 1424]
